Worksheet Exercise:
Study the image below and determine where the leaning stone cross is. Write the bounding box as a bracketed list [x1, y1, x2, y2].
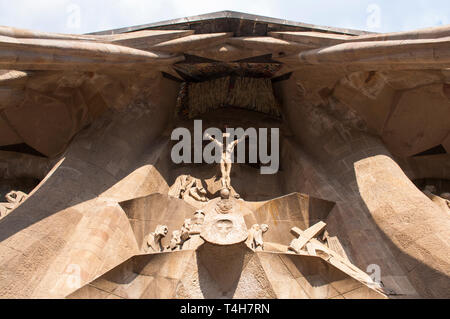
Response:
[288, 221, 327, 254]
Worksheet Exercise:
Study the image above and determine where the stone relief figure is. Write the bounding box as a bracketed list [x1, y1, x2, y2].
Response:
[168, 230, 182, 251]
[179, 175, 194, 199]
[246, 224, 269, 251]
[168, 175, 209, 202]
[188, 179, 208, 202]
[215, 188, 234, 214]
[168, 175, 194, 199]
[204, 131, 247, 189]
[180, 218, 192, 243]
[168, 213, 206, 251]
[0, 190, 27, 218]
[146, 225, 168, 252]
[191, 210, 205, 234]
[288, 222, 327, 254]
[287, 222, 384, 292]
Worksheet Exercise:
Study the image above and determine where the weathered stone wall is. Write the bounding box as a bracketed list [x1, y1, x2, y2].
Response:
[0, 74, 180, 298]
[277, 72, 449, 298]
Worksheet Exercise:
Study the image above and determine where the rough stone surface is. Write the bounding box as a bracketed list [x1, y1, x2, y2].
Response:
[0, 11, 449, 299]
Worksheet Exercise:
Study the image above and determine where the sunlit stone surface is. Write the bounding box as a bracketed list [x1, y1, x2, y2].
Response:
[0, 11, 449, 299]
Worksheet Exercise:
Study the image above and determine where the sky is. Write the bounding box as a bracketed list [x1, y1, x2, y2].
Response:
[0, 0, 448, 34]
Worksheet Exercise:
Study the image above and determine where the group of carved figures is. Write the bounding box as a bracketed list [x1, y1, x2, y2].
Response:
[146, 210, 206, 253]
[0, 190, 27, 218]
[145, 210, 270, 252]
[144, 195, 382, 292]
[170, 175, 209, 202]
[170, 131, 248, 204]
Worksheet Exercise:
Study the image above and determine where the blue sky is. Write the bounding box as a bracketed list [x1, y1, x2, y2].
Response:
[0, 0, 448, 34]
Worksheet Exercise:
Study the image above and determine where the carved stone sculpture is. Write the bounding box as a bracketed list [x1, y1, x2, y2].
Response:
[4, 12, 450, 299]
[215, 188, 234, 214]
[287, 221, 385, 292]
[168, 175, 193, 199]
[0, 190, 27, 218]
[169, 175, 209, 202]
[288, 221, 327, 253]
[191, 210, 205, 234]
[246, 224, 269, 251]
[180, 175, 194, 199]
[200, 188, 248, 246]
[188, 179, 208, 202]
[180, 218, 192, 242]
[168, 230, 182, 251]
[309, 239, 381, 286]
[200, 213, 248, 246]
[146, 225, 168, 252]
[204, 131, 247, 189]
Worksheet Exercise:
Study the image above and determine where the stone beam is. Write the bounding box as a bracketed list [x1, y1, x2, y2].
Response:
[0, 35, 183, 71]
[349, 25, 450, 42]
[0, 26, 100, 41]
[280, 37, 450, 66]
[269, 31, 351, 46]
[227, 36, 314, 55]
[187, 43, 266, 62]
[103, 30, 195, 50]
[151, 32, 233, 53]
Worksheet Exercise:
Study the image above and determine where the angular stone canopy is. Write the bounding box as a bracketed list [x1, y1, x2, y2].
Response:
[0, 11, 449, 299]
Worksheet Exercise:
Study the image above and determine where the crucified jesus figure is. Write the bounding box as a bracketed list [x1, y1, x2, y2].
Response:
[204, 131, 247, 190]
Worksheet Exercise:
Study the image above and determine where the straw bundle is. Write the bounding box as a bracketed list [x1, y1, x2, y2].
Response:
[188, 77, 229, 118]
[185, 76, 280, 118]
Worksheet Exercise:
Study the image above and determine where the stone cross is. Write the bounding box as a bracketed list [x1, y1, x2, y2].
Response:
[288, 221, 326, 254]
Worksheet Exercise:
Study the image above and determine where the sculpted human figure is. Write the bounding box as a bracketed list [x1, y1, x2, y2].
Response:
[180, 218, 192, 242]
[168, 174, 190, 199]
[255, 224, 269, 251]
[191, 210, 205, 234]
[180, 175, 195, 199]
[188, 179, 208, 202]
[204, 130, 247, 189]
[146, 225, 168, 252]
[246, 224, 269, 251]
[0, 190, 27, 218]
[168, 230, 182, 251]
[170, 175, 209, 202]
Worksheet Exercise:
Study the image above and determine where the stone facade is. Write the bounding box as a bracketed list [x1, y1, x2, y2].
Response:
[0, 11, 449, 299]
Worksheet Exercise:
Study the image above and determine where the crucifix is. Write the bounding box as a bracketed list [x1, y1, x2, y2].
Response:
[204, 130, 247, 190]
